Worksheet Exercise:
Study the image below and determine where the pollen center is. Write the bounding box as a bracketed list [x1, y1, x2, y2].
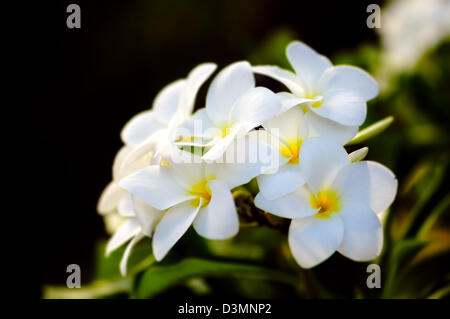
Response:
[280, 139, 303, 164]
[189, 179, 214, 207]
[310, 189, 340, 219]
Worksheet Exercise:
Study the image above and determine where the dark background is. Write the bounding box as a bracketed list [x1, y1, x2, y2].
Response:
[25, 0, 384, 297]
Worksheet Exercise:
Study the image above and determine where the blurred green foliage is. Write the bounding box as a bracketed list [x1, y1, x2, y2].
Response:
[44, 29, 450, 300]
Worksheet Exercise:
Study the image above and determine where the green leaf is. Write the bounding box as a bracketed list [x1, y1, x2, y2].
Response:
[346, 116, 394, 145]
[381, 239, 430, 298]
[135, 257, 301, 298]
[43, 278, 131, 299]
[418, 193, 450, 238]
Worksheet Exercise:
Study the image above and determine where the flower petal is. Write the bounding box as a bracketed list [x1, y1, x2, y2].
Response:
[120, 111, 165, 147]
[337, 201, 383, 261]
[120, 233, 144, 276]
[106, 218, 141, 256]
[205, 130, 272, 188]
[257, 164, 305, 200]
[119, 165, 194, 211]
[286, 41, 332, 90]
[332, 161, 398, 214]
[288, 213, 344, 268]
[178, 63, 217, 116]
[318, 66, 379, 101]
[153, 79, 186, 125]
[263, 105, 303, 142]
[201, 126, 240, 162]
[112, 146, 133, 181]
[97, 182, 126, 215]
[277, 92, 318, 113]
[206, 61, 255, 125]
[193, 180, 239, 239]
[255, 185, 318, 219]
[229, 87, 281, 132]
[117, 193, 136, 217]
[252, 65, 304, 95]
[132, 195, 164, 236]
[152, 200, 201, 261]
[299, 137, 350, 193]
[300, 110, 358, 145]
[311, 89, 367, 126]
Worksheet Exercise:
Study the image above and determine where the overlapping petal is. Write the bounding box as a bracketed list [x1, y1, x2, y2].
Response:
[300, 137, 350, 193]
[332, 161, 398, 214]
[288, 214, 344, 268]
[206, 61, 255, 125]
[193, 180, 239, 239]
[337, 201, 383, 261]
[119, 165, 194, 210]
[152, 200, 201, 261]
[318, 65, 379, 101]
[255, 185, 317, 219]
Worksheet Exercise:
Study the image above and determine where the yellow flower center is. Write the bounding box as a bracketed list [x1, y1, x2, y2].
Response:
[280, 139, 303, 164]
[218, 122, 234, 138]
[310, 189, 341, 219]
[189, 178, 214, 207]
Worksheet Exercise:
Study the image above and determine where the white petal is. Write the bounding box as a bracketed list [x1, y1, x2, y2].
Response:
[153, 79, 186, 125]
[131, 195, 164, 236]
[257, 164, 305, 200]
[255, 185, 318, 219]
[116, 130, 164, 178]
[311, 89, 367, 126]
[229, 87, 281, 132]
[193, 180, 239, 239]
[120, 233, 144, 276]
[120, 111, 165, 147]
[299, 138, 350, 193]
[288, 214, 344, 268]
[117, 193, 136, 217]
[106, 219, 141, 256]
[112, 146, 133, 181]
[201, 126, 240, 162]
[177, 63, 217, 116]
[167, 152, 207, 190]
[263, 105, 303, 142]
[252, 65, 304, 95]
[152, 200, 201, 261]
[119, 165, 194, 211]
[337, 201, 383, 261]
[332, 161, 398, 214]
[97, 182, 126, 215]
[206, 61, 255, 125]
[286, 41, 332, 90]
[206, 130, 280, 188]
[301, 110, 358, 145]
[276, 92, 317, 113]
[318, 66, 379, 101]
[178, 108, 215, 140]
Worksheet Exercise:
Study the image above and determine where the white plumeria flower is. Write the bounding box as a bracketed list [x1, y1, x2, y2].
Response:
[180, 61, 281, 161]
[97, 145, 164, 276]
[255, 138, 397, 268]
[119, 139, 265, 261]
[253, 41, 379, 127]
[105, 193, 163, 276]
[121, 63, 217, 148]
[97, 64, 216, 275]
[380, 0, 450, 72]
[258, 105, 358, 200]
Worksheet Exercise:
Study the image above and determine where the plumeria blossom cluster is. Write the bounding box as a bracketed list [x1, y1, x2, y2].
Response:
[98, 41, 398, 275]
